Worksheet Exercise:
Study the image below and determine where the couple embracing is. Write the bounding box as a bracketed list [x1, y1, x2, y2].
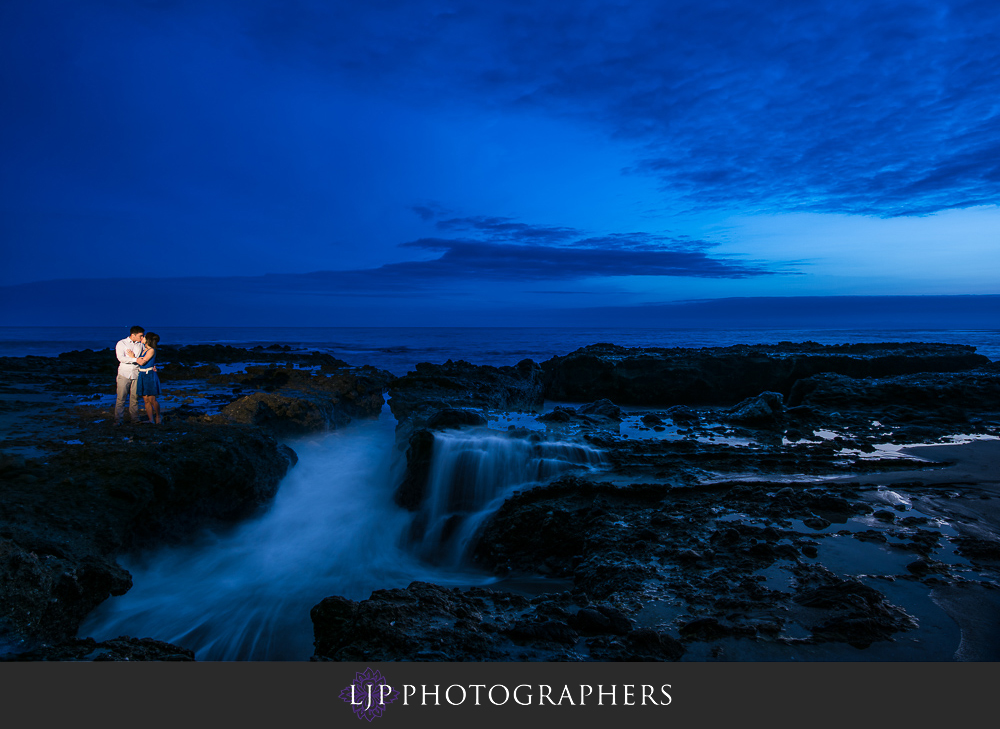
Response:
[115, 325, 162, 425]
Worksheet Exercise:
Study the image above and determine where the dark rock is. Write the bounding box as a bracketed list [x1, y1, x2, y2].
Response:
[214, 369, 389, 436]
[787, 368, 1000, 418]
[725, 391, 784, 424]
[953, 536, 1000, 562]
[541, 342, 988, 406]
[311, 582, 548, 661]
[0, 421, 294, 647]
[158, 362, 222, 381]
[810, 615, 913, 650]
[389, 359, 544, 425]
[578, 399, 623, 422]
[538, 407, 576, 423]
[388, 360, 546, 508]
[677, 549, 704, 563]
[568, 608, 612, 634]
[794, 580, 886, 610]
[906, 559, 930, 575]
[5, 636, 196, 662]
[626, 628, 685, 661]
[665, 405, 699, 423]
[575, 558, 658, 599]
[803, 517, 831, 530]
[394, 429, 436, 510]
[0, 542, 131, 651]
[678, 617, 729, 640]
[794, 577, 917, 648]
[426, 408, 489, 430]
[506, 619, 578, 645]
[567, 606, 632, 635]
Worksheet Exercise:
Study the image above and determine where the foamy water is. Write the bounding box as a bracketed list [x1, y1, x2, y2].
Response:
[80, 404, 497, 660]
[412, 430, 605, 564]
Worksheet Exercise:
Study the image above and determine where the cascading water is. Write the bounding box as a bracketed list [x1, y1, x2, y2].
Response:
[411, 429, 605, 564]
[80, 405, 605, 660]
[80, 405, 486, 660]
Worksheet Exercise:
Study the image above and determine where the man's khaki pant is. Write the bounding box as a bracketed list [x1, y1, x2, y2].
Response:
[115, 375, 139, 424]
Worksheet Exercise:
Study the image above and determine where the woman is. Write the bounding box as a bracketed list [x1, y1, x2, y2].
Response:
[135, 332, 162, 424]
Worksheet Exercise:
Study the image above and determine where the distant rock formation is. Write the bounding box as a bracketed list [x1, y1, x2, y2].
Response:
[541, 342, 990, 405]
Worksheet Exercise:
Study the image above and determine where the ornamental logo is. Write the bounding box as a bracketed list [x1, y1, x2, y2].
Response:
[340, 667, 400, 721]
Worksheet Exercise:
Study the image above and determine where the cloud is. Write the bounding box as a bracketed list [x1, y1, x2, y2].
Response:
[231, 0, 1000, 217]
[415, 209, 721, 253]
[433, 215, 580, 245]
[0, 215, 789, 300]
[389, 237, 783, 282]
[390, 209, 789, 283]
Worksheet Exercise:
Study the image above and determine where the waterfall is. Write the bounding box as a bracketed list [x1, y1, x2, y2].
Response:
[411, 429, 605, 564]
[80, 408, 604, 660]
[79, 407, 488, 660]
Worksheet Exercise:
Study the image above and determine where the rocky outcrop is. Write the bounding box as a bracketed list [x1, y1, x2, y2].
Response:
[311, 582, 527, 661]
[0, 344, 397, 659]
[5, 338, 1000, 662]
[724, 391, 785, 424]
[0, 345, 356, 384]
[161, 344, 350, 370]
[393, 409, 491, 510]
[469, 474, 927, 650]
[537, 399, 623, 428]
[394, 428, 437, 511]
[388, 360, 545, 510]
[203, 367, 394, 437]
[792, 574, 918, 649]
[0, 420, 295, 655]
[788, 365, 1000, 412]
[4, 635, 196, 662]
[310, 581, 685, 662]
[541, 342, 990, 405]
[784, 365, 1000, 440]
[388, 359, 545, 426]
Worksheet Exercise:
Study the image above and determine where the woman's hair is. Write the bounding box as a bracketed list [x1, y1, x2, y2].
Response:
[144, 332, 160, 350]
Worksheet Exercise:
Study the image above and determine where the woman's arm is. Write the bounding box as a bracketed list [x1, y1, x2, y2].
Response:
[116, 339, 137, 363]
[136, 347, 155, 365]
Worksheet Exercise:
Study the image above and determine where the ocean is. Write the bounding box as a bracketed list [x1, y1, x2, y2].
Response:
[2, 326, 998, 374]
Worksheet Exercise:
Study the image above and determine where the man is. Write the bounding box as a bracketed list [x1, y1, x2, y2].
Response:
[115, 326, 145, 425]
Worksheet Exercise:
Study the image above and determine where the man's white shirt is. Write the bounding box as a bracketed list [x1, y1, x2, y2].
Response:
[116, 338, 144, 379]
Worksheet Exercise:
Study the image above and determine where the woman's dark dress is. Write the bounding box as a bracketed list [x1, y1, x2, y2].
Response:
[137, 351, 161, 397]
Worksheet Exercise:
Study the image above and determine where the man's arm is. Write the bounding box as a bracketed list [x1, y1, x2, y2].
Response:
[116, 340, 137, 364]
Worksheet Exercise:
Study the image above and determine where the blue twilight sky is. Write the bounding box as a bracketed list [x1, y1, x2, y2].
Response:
[1, 0, 999, 326]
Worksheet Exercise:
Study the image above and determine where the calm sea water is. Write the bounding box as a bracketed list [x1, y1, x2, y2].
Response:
[1, 326, 998, 376]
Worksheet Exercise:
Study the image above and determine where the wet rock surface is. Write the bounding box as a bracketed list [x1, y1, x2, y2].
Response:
[541, 342, 990, 405]
[4, 340, 1000, 661]
[388, 358, 545, 426]
[0, 345, 395, 441]
[4, 635, 196, 662]
[388, 359, 545, 509]
[0, 344, 389, 660]
[310, 580, 684, 662]
[0, 420, 294, 655]
[313, 341, 1000, 662]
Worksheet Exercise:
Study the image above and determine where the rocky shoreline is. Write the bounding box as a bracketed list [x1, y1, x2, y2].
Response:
[2, 341, 999, 661]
